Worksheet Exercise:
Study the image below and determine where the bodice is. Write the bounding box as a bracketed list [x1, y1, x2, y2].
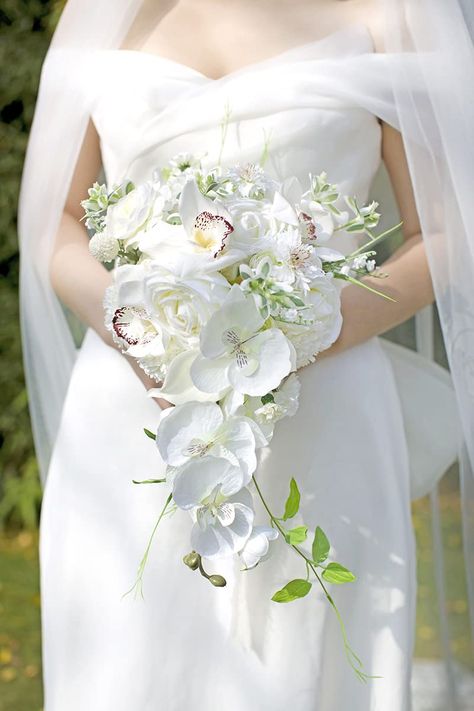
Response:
[92, 25, 381, 254]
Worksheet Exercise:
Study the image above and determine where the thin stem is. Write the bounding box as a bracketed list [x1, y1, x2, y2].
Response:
[217, 101, 232, 167]
[251, 475, 375, 682]
[348, 221, 403, 258]
[123, 493, 173, 600]
[335, 273, 396, 302]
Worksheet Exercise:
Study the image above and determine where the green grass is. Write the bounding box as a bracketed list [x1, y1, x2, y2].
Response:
[0, 531, 42, 711]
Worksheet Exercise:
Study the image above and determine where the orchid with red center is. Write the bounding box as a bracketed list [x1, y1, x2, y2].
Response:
[111, 305, 164, 358]
[179, 179, 234, 258]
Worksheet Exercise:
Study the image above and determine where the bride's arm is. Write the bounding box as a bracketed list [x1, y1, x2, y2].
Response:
[323, 122, 435, 356]
[49, 119, 171, 408]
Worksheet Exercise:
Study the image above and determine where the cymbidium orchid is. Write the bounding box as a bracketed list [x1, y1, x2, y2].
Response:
[111, 305, 164, 358]
[179, 179, 234, 258]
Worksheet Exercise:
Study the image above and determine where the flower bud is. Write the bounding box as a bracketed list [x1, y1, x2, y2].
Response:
[209, 574, 227, 588]
[183, 551, 200, 571]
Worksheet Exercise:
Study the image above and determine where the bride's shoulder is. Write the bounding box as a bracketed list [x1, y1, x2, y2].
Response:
[356, 0, 385, 52]
[347, 0, 385, 53]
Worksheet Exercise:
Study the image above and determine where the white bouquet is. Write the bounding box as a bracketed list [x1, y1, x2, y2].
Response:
[83, 153, 398, 679]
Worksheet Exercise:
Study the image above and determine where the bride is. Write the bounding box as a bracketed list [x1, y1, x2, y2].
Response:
[18, 0, 474, 709]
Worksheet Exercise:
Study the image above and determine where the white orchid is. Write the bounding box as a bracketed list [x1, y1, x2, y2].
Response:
[240, 525, 279, 569]
[191, 486, 254, 560]
[191, 287, 296, 397]
[179, 179, 235, 258]
[111, 305, 164, 358]
[157, 401, 259, 477]
[172, 455, 247, 507]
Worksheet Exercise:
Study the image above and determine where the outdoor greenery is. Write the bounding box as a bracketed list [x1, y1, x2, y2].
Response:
[0, 1, 64, 531]
[0, 3, 471, 710]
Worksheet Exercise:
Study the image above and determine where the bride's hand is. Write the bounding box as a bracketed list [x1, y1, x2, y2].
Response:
[125, 353, 173, 411]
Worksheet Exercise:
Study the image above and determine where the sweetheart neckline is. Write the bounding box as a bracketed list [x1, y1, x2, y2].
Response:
[104, 23, 375, 84]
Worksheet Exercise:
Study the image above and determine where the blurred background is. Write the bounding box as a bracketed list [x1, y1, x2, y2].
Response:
[0, 2, 472, 710]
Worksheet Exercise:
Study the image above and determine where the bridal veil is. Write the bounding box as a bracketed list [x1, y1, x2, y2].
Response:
[18, 0, 474, 701]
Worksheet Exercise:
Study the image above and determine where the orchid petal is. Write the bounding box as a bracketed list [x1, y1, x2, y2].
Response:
[156, 350, 225, 405]
[173, 456, 235, 509]
[157, 402, 224, 467]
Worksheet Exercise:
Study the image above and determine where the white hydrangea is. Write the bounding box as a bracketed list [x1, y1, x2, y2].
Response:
[278, 276, 342, 367]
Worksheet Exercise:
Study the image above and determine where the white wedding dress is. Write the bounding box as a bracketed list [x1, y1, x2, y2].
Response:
[40, 26, 420, 710]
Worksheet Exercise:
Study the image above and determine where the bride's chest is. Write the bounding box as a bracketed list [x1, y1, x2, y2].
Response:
[91, 48, 382, 201]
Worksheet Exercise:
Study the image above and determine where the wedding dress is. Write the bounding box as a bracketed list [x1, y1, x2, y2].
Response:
[39, 26, 452, 710]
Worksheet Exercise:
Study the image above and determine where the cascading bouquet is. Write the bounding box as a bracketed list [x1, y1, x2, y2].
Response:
[82, 153, 398, 679]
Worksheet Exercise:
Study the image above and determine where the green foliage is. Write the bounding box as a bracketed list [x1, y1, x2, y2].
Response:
[272, 578, 312, 603]
[282, 477, 300, 521]
[284, 525, 308, 545]
[312, 526, 330, 564]
[0, 0, 65, 528]
[322, 562, 356, 585]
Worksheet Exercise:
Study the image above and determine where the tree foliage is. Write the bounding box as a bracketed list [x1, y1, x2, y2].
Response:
[0, 1, 65, 528]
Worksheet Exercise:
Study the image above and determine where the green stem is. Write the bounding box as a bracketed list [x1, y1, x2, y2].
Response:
[123, 493, 173, 600]
[348, 221, 403, 258]
[335, 273, 397, 302]
[251, 475, 375, 682]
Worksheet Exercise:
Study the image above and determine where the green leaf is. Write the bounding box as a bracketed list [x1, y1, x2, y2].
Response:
[312, 526, 330, 564]
[284, 525, 308, 545]
[261, 392, 275, 405]
[282, 478, 300, 521]
[272, 579, 312, 603]
[132, 478, 166, 485]
[144, 428, 157, 441]
[322, 562, 356, 584]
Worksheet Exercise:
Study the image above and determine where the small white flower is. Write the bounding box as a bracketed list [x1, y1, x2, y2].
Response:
[366, 259, 376, 272]
[244, 373, 300, 441]
[89, 231, 120, 263]
[240, 525, 279, 569]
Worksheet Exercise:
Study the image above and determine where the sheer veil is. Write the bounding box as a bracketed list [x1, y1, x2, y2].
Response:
[18, 0, 473, 694]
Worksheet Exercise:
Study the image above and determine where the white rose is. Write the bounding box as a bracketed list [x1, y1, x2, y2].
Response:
[143, 265, 231, 349]
[107, 182, 156, 246]
[222, 196, 272, 252]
